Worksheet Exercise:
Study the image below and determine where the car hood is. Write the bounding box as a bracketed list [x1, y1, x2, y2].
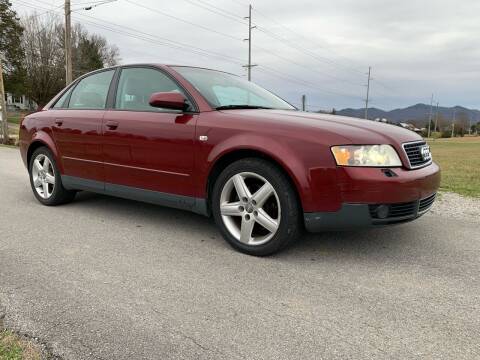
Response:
[220, 109, 422, 145]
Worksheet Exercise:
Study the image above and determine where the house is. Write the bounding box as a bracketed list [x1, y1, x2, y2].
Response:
[5, 93, 37, 111]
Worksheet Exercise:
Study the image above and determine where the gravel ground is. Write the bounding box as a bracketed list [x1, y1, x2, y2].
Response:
[429, 192, 480, 221]
[0, 147, 479, 360]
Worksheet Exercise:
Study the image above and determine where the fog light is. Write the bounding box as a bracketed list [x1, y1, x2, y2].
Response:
[376, 205, 389, 219]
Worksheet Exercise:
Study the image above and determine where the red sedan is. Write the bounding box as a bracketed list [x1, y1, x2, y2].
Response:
[19, 64, 440, 256]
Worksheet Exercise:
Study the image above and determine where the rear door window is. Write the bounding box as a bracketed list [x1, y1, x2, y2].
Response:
[68, 70, 114, 109]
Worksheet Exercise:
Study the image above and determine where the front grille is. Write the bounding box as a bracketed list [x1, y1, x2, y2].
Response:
[419, 193, 436, 212]
[402, 141, 432, 169]
[369, 193, 436, 224]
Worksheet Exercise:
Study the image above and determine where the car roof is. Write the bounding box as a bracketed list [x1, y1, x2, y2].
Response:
[82, 64, 239, 77]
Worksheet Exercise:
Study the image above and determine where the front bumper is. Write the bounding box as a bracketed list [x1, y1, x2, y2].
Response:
[304, 192, 436, 232]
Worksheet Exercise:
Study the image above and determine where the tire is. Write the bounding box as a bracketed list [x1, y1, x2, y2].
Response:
[212, 158, 301, 256]
[29, 146, 76, 206]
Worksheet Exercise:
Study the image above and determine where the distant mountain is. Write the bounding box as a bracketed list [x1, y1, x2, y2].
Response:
[337, 104, 480, 124]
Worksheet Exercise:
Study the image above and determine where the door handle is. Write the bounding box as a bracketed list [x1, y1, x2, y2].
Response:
[105, 120, 119, 130]
[54, 119, 63, 127]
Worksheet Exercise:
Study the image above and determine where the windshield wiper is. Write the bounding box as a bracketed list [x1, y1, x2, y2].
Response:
[215, 105, 273, 110]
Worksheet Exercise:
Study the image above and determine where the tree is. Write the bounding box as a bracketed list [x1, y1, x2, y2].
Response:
[22, 14, 120, 107]
[0, 0, 25, 95]
[471, 122, 478, 135]
[22, 14, 65, 107]
[61, 23, 120, 79]
[434, 113, 447, 132]
[454, 112, 469, 137]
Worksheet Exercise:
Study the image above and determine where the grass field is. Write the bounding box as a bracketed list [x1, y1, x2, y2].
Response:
[3, 113, 23, 137]
[5, 114, 24, 125]
[428, 137, 480, 197]
[0, 330, 42, 360]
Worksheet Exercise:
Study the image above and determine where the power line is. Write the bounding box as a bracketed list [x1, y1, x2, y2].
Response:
[251, 9, 365, 77]
[179, 0, 247, 25]
[254, 43, 363, 88]
[74, 16, 245, 65]
[254, 26, 365, 85]
[77, 10, 361, 100]
[180, 0, 370, 85]
[124, 0, 243, 41]
[121, 0, 361, 90]
[226, 0, 366, 77]
[40, 0, 398, 100]
[257, 65, 363, 100]
[193, 0, 245, 20]
[17, 0, 246, 66]
[16, 0, 364, 103]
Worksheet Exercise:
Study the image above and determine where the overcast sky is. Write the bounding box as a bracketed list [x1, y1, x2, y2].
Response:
[14, 0, 480, 111]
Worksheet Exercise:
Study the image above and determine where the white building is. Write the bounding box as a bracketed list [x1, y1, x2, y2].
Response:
[5, 93, 37, 111]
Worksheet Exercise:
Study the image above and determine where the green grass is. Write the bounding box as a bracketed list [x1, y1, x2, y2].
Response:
[0, 330, 41, 360]
[5, 114, 24, 125]
[428, 137, 480, 197]
[2, 113, 22, 139]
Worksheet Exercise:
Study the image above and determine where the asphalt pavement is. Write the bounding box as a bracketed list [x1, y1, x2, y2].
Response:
[0, 147, 479, 360]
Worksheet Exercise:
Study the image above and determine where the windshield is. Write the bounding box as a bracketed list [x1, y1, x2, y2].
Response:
[172, 66, 295, 110]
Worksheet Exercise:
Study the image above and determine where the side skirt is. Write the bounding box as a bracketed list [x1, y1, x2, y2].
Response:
[61, 175, 208, 216]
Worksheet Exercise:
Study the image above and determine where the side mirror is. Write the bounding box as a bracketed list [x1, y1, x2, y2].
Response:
[149, 92, 188, 111]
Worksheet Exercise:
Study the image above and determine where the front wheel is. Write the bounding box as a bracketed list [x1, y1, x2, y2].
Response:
[212, 158, 301, 256]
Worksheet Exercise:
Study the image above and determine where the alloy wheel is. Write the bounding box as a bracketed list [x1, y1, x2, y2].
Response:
[32, 154, 55, 199]
[220, 172, 281, 246]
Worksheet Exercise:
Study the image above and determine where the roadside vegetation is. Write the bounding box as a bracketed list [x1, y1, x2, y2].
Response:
[428, 136, 480, 197]
[0, 330, 42, 360]
[5, 113, 23, 137]
[6, 114, 24, 125]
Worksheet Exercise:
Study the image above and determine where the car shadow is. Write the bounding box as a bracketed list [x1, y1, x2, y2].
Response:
[70, 191, 425, 262]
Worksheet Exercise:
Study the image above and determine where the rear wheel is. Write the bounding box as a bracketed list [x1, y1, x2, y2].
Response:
[212, 158, 301, 256]
[29, 147, 76, 206]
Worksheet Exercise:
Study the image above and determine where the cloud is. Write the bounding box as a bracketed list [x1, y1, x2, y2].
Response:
[14, 0, 480, 110]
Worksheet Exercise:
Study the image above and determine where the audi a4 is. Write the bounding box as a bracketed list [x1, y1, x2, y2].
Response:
[19, 64, 441, 256]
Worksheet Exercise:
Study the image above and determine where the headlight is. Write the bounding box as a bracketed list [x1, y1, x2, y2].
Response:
[331, 145, 402, 167]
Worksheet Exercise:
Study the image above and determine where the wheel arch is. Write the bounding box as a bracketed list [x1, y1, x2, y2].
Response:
[206, 148, 305, 213]
[27, 132, 63, 173]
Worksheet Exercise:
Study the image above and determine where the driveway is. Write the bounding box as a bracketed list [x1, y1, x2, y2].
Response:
[0, 147, 479, 360]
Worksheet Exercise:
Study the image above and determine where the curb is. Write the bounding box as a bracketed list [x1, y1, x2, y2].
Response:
[0, 305, 5, 330]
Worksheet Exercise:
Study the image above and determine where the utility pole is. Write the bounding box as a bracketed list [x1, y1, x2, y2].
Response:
[243, 4, 256, 81]
[434, 102, 439, 133]
[364, 66, 372, 120]
[65, 0, 73, 85]
[301, 94, 306, 111]
[451, 109, 456, 138]
[0, 57, 9, 145]
[427, 93, 434, 138]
